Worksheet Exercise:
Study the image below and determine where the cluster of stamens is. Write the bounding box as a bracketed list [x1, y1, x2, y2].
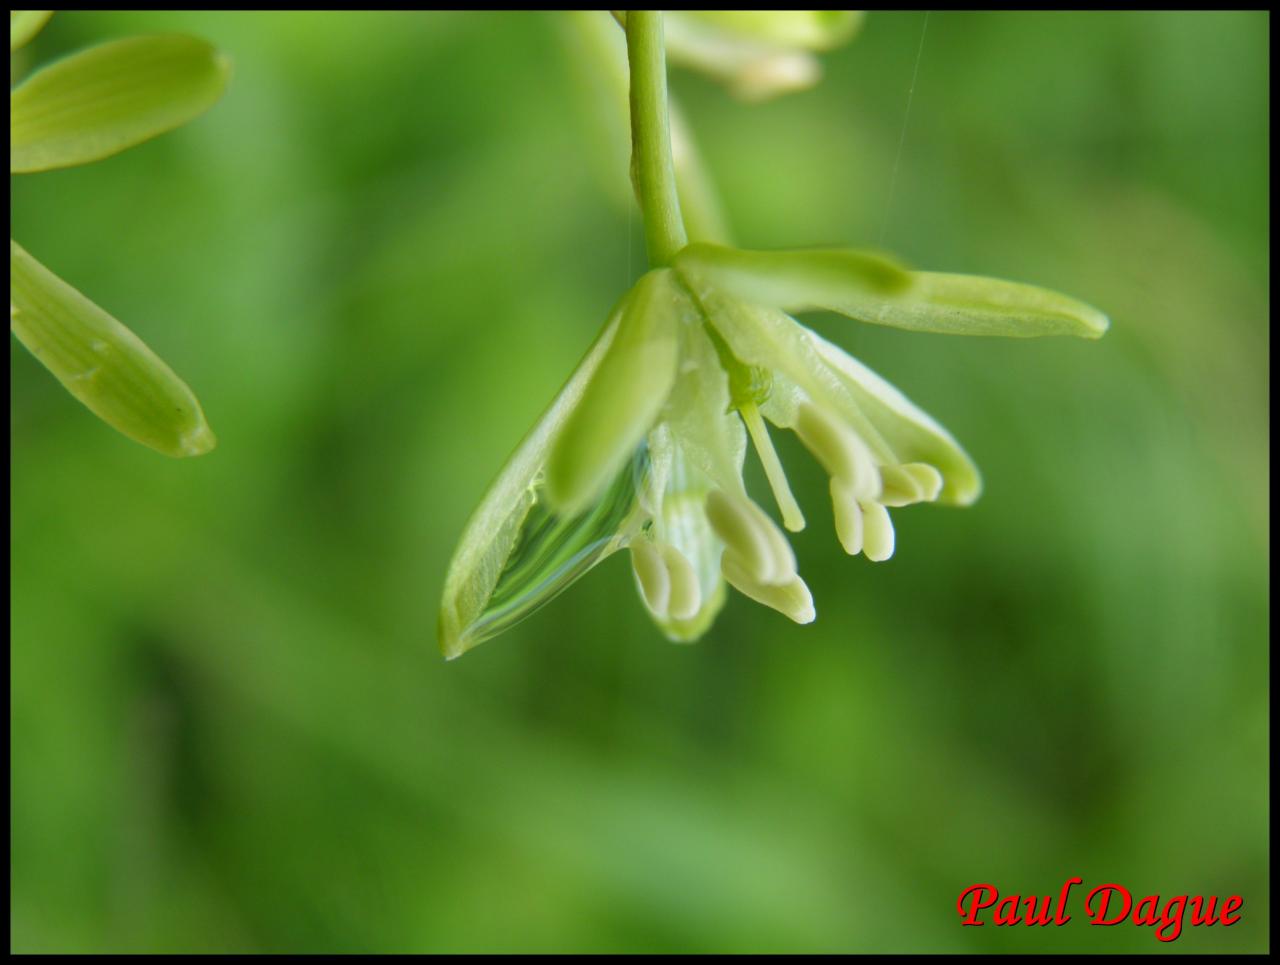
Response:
[630, 537, 702, 623]
[792, 401, 942, 561]
[629, 393, 945, 628]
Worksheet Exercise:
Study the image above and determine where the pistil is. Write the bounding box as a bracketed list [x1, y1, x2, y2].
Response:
[739, 401, 805, 532]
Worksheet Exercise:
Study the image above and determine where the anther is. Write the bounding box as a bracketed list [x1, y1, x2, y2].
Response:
[744, 494, 798, 584]
[860, 500, 895, 562]
[902, 463, 943, 502]
[660, 543, 702, 621]
[721, 553, 816, 625]
[830, 478, 864, 556]
[705, 489, 779, 585]
[794, 402, 880, 500]
[630, 539, 671, 618]
[879, 464, 924, 507]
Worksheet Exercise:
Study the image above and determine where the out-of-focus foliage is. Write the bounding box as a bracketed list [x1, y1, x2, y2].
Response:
[10, 11, 1268, 953]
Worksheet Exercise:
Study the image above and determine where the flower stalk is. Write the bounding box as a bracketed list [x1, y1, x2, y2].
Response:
[625, 11, 687, 267]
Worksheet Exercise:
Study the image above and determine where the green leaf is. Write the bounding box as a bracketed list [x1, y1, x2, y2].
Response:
[808, 330, 982, 506]
[545, 268, 689, 516]
[10, 239, 216, 458]
[675, 242, 912, 311]
[10, 34, 231, 173]
[10, 11, 53, 52]
[438, 304, 631, 660]
[810, 270, 1111, 339]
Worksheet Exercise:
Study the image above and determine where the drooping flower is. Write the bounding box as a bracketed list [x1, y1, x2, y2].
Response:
[438, 243, 1107, 658]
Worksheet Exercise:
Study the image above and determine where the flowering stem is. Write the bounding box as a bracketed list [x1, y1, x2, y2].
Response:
[626, 11, 687, 267]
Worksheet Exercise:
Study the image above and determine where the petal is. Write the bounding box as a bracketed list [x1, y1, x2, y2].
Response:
[545, 268, 688, 516]
[439, 300, 637, 659]
[658, 317, 747, 494]
[805, 270, 1109, 339]
[646, 453, 729, 643]
[10, 11, 53, 52]
[658, 578, 726, 643]
[675, 242, 911, 311]
[10, 239, 215, 457]
[686, 285, 898, 465]
[808, 330, 982, 506]
[10, 34, 231, 173]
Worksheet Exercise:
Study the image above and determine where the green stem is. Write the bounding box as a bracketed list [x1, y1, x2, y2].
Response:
[626, 11, 687, 267]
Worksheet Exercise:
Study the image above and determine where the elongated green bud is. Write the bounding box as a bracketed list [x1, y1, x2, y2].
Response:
[10, 239, 215, 457]
[10, 34, 231, 173]
[546, 268, 687, 515]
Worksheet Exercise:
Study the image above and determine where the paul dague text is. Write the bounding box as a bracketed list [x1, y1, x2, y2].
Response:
[957, 878, 1243, 943]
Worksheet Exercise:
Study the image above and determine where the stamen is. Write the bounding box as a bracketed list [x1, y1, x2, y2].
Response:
[794, 402, 881, 501]
[705, 489, 778, 584]
[860, 500, 895, 562]
[630, 539, 671, 618]
[660, 543, 702, 621]
[830, 478, 864, 556]
[740, 401, 805, 532]
[743, 494, 798, 584]
[879, 464, 925, 507]
[902, 462, 943, 502]
[721, 553, 816, 625]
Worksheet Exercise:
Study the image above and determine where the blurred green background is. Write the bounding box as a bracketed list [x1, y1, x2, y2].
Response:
[10, 10, 1269, 953]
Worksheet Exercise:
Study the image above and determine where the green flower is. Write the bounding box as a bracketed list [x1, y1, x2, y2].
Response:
[10, 18, 231, 457]
[438, 243, 1107, 659]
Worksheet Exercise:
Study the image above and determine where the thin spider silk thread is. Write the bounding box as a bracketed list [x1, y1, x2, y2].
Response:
[879, 11, 930, 247]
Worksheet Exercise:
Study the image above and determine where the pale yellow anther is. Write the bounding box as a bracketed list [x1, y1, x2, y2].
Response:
[902, 462, 943, 502]
[745, 495, 798, 585]
[705, 489, 778, 585]
[660, 543, 702, 621]
[794, 402, 880, 500]
[879, 464, 925, 507]
[721, 552, 816, 625]
[830, 478, 864, 556]
[630, 539, 671, 618]
[860, 500, 895, 562]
